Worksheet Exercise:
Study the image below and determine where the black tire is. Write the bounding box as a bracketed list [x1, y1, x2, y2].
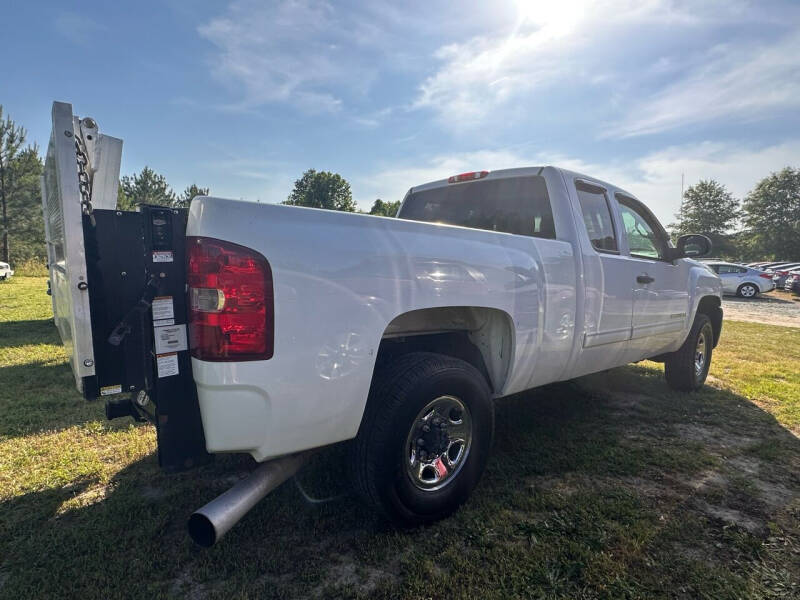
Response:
[350, 352, 494, 525]
[664, 313, 713, 392]
[736, 282, 759, 298]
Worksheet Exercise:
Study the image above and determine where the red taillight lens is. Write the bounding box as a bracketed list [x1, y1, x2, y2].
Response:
[759, 273, 773, 279]
[448, 170, 489, 183]
[187, 236, 274, 361]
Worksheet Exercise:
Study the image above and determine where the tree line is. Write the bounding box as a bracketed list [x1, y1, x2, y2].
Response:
[0, 107, 401, 268]
[670, 172, 800, 261]
[282, 168, 401, 217]
[2, 104, 797, 267]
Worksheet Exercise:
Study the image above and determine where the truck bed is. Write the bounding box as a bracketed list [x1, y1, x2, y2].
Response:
[187, 197, 577, 460]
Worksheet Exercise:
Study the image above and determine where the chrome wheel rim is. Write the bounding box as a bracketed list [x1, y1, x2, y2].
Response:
[694, 332, 707, 375]
[404, 395, 472, 492]
[741, 285, 756, 297]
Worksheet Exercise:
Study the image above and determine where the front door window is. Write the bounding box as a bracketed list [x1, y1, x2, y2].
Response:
[617, 196, 667, 260]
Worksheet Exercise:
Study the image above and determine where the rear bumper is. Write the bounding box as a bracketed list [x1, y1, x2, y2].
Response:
[190, 355, 370, 462]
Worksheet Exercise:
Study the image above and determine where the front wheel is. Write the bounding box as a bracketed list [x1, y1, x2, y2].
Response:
[349, 352, 494, 525]
[664, 314, 713, 391]
[737, 282, 759, 298]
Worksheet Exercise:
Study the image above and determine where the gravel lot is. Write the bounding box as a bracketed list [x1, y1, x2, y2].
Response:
[723, 290, 800, 328]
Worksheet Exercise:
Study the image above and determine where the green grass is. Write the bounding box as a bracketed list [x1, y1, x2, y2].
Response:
[1, 276, 799, 599]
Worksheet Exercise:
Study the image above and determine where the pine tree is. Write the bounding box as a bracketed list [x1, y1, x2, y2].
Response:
[175, 184, 210, 209]
[119, 166, 176, 209]
[0, 106, 44, 264]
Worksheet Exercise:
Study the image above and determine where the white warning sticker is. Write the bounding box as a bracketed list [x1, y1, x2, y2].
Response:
[154, 324, 188, 354]
[156, 353, 179, 378]
[100, 384, 122, 396]
[152, 296, 175, 322]
[152, 250, 174, 263]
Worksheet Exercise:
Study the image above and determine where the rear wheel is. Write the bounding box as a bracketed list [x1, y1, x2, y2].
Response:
[737, 282, 758, 298]
[350, 352, 494, 525]
[664, 314, 713, 391]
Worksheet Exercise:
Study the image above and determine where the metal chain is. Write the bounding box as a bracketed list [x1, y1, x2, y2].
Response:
[74, 134, 95, 226]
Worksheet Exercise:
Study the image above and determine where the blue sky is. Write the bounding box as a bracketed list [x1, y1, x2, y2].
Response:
[4, 0, 800, 222]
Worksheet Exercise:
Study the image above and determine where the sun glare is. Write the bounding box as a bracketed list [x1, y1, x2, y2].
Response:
[514, 0, 587, 38]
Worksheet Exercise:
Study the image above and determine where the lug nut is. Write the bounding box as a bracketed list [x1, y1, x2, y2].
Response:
[417, 438, 425, 446]
[422, 425, 430, 433]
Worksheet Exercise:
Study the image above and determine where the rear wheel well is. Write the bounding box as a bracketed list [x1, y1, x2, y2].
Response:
[697, 295, 723, 347]
[376, 332, 491, 389]
[374, 307, 514, 394]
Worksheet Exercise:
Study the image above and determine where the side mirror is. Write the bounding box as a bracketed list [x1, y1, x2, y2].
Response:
[672, 234, 712, 260]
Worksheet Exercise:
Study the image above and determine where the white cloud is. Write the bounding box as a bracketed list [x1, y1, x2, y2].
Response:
[412, 0, 799, 137]
[354, 141, 800, 225]
[413, 0, 704, 124]
[607, 34, 800, 137]
[198, 0, 373, 113]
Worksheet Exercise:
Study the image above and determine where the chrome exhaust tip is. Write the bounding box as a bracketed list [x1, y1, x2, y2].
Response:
[188, 451, 312, 547]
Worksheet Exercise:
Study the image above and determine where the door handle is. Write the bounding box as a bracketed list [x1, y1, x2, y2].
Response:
[637, 275, 654, 284]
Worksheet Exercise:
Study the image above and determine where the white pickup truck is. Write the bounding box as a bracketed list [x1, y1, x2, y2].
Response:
[42, 103, 722, 545]
[187, 168, 722, 522]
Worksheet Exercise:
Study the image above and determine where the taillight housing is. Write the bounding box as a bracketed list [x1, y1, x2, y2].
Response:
[759, 273, 773, 279]
[187, 236, 274, 361]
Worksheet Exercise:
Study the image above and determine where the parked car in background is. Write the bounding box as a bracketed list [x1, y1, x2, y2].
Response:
[761, 261, 798, 271]
[747, 261, 773, 269]
[784, 269, 800, 294]
[771, 263, 800, 288]
[0, 262, 14, 280]
[705, 262, 775, 298]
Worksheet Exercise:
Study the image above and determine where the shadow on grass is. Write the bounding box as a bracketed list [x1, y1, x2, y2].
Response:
[0, 318, 60, 349]
[0, 361, 114, 438]
[2, 369, 799, 599]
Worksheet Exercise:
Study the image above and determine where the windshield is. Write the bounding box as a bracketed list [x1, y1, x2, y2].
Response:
[398, 175, 555, 239]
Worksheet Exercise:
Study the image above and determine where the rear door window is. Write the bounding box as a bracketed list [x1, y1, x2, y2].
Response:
[717, 265, 740, 274]
[398, 175, 555, 238]
[575, 181, 618, 252]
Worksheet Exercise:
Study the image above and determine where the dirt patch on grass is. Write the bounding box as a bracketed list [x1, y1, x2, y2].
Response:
[723, 292, 800, 328]
[315, 559, 400, 598]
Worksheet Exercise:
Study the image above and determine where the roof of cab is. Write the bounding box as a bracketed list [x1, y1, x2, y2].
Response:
[408, 165, 641, 203]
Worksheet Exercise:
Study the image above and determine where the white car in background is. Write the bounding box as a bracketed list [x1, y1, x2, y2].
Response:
[705, 262, 775, 298]
[0, 261, 14, 280]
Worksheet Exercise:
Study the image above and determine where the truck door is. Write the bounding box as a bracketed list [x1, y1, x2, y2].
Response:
[615, 194, 690, 358]
[569, 180, 634, 375]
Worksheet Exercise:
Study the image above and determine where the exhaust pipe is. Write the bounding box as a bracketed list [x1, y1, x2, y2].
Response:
[188, 451, 311, 547]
